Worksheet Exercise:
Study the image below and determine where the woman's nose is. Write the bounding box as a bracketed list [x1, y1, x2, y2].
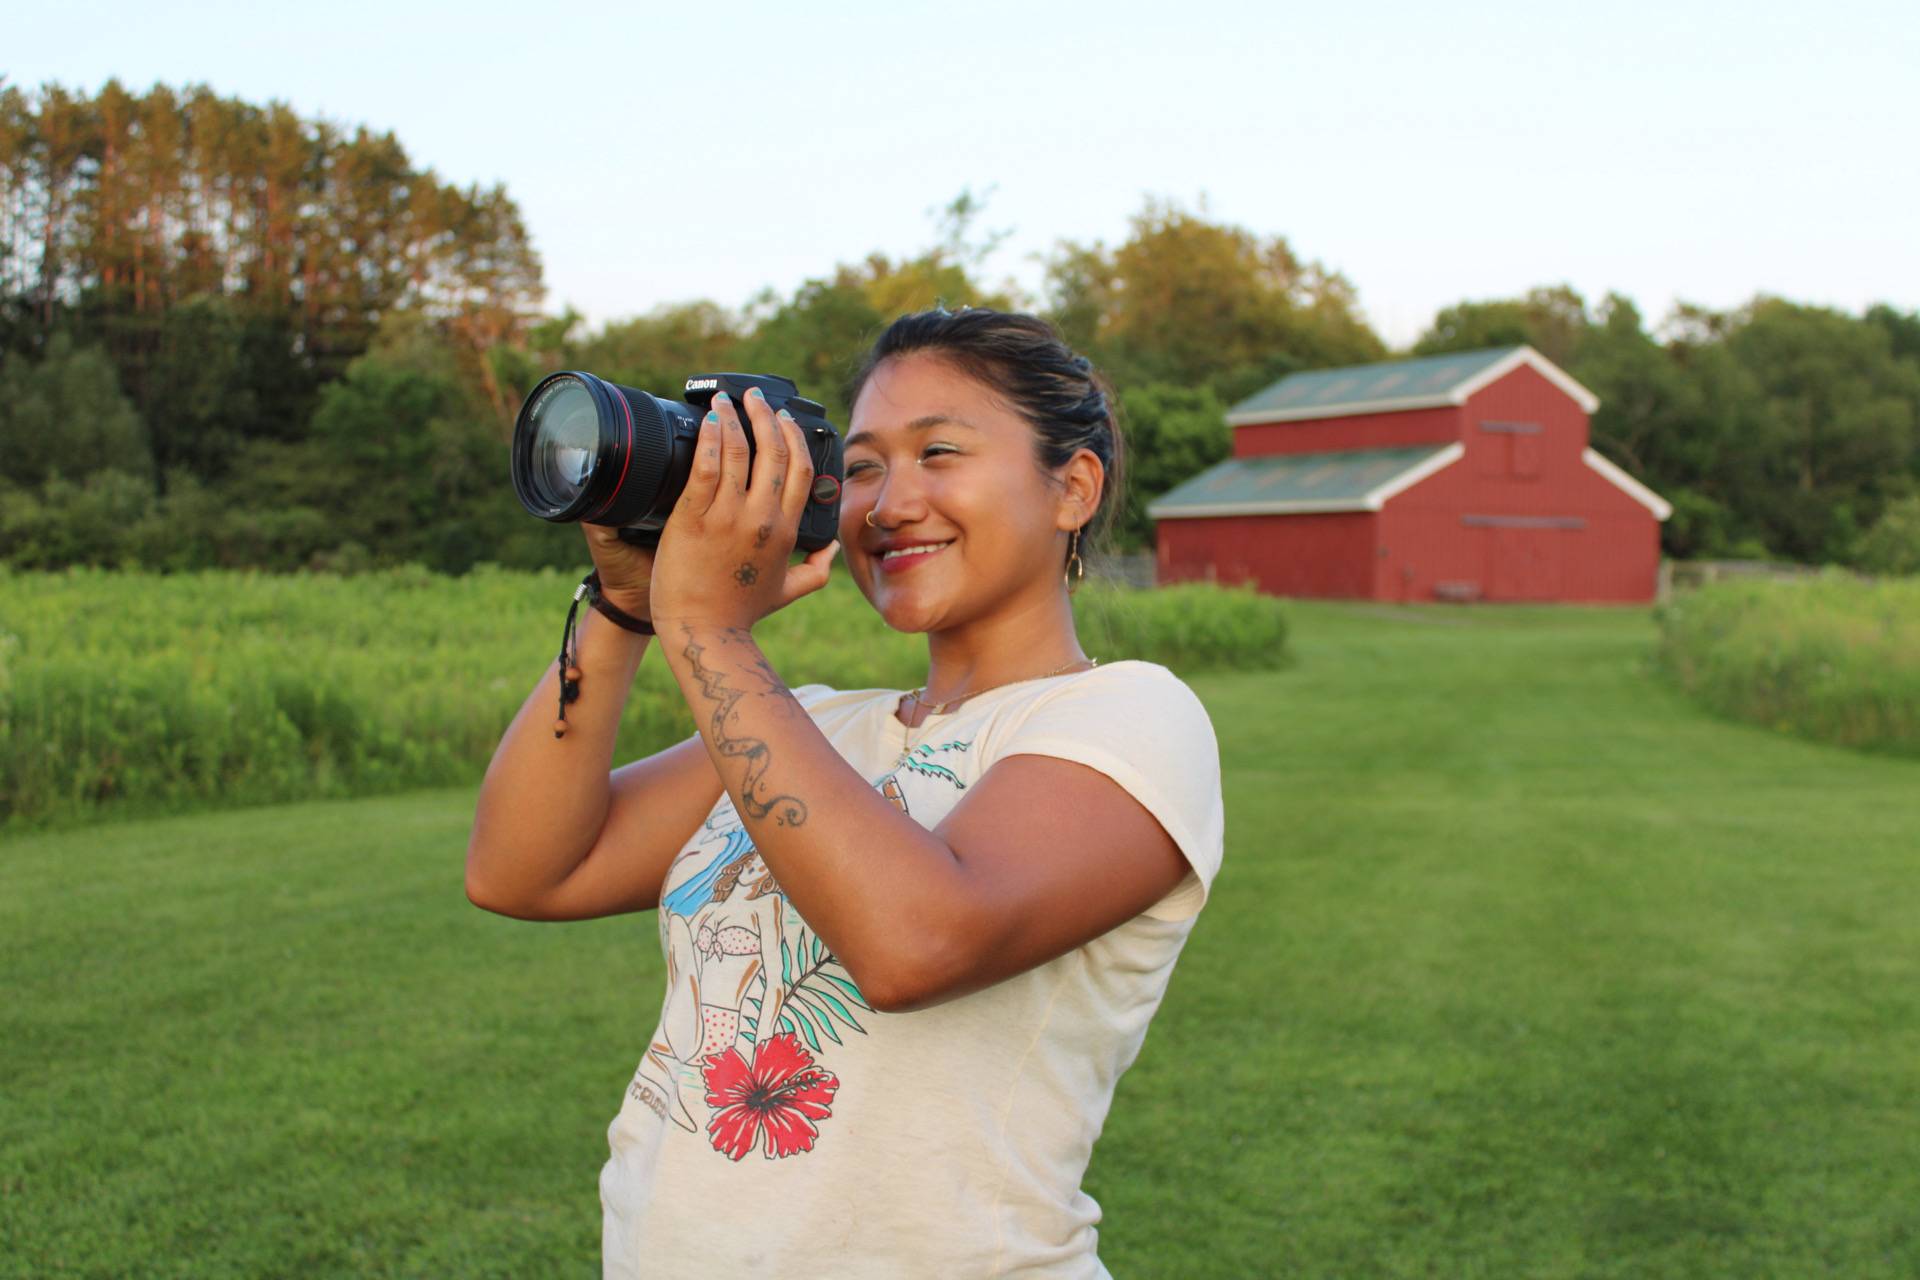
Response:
[868, 470, 929, 530]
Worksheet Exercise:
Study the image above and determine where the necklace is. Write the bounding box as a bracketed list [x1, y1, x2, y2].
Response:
[893, 655, 1099, 766]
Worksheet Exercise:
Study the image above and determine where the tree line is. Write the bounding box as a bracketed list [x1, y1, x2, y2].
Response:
[1, 80, 1915, 576]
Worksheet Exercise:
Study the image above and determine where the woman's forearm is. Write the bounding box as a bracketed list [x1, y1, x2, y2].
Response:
[657, 619, 969, 1008]
[467, 607, 651, 906]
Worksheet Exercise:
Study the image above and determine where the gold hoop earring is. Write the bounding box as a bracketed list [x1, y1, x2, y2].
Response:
[1064, 527, 1084, 594]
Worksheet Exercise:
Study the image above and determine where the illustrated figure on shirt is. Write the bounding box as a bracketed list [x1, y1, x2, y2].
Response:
[634, 810, 790, 1133]
[629, 736, 973, 1150]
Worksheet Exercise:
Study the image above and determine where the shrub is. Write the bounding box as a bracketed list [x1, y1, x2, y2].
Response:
[1652, 571, 1920, 758]
[0, 566, 1288, 828]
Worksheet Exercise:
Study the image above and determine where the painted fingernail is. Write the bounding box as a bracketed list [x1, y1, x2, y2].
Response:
[705, 410, 719, 423]
[714, 391, 730, 405]
[748, 386, 765, 400]
[777, 407, 795, 421]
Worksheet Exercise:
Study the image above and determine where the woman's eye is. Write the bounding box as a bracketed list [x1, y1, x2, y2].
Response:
[846, 447, 955, 476]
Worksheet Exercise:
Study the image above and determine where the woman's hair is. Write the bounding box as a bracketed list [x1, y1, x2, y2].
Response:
[843, 307, 1127, 565]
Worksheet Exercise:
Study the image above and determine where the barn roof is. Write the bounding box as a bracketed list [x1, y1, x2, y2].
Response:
[1146, 443, 1464, 519]
[1227, 345, 1600, 425]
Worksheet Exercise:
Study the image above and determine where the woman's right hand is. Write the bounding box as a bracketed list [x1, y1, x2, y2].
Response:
[581, 524, 656, 620]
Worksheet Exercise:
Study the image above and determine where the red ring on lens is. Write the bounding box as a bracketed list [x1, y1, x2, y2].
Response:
[584, 385, 635, 521]
[810, 474, 840, 505]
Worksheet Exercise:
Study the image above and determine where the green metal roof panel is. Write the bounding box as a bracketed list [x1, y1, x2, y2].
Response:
[1229, 346, 1521, 419]
[1148, 444, 1453, 515]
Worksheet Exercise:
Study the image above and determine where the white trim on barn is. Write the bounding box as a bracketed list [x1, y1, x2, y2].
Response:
[1582, 448, 1673, 520]
[1147, 443, 1464, 519]
[1225, 346, 1600, 425]
[1454, 347, 1601, 415]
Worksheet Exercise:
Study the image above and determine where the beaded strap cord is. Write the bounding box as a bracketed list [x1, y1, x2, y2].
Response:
[553, 570, 653, 739]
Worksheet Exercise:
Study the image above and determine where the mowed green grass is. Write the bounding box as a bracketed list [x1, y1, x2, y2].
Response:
[4, 601, 1917, 1278]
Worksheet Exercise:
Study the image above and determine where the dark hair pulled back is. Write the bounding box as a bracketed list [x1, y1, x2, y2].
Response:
[844, 306, 1126, 566]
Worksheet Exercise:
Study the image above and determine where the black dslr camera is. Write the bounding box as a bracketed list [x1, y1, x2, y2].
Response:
[510, 371, 845, 551]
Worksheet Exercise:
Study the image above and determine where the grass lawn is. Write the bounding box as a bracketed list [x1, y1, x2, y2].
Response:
[4, 600, 1917, 1277]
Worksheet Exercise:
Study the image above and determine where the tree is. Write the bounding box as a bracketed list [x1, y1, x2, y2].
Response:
[1719, 298, 1920, 562]
[1853, 495, 1920, 575]
[1110, 383, 1230, 550]
[1413, 284, 1590, 367]
[0, 331, 150, 488]
[1042, 196, 1385, 403]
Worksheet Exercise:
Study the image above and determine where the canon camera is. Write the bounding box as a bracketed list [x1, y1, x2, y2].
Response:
[510, 370, 845, 551]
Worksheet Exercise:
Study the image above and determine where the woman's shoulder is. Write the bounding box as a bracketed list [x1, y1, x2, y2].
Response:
[1004, 659, 1216, 739]
[790, 683, 895, 715]
[1041, 658, 1206, 707]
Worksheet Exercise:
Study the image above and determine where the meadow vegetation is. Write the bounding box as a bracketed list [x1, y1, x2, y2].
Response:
[1654, 571, 1919, 759]
[0, 566, 1288, 829]
[5, 601, 1916, 1277]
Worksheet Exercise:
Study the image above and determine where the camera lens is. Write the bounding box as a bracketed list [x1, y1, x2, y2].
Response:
[512, 370, 682, 528]
[527, 378, 599, 508]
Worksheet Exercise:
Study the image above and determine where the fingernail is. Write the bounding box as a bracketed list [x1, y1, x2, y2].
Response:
[777, 407, 795, 421]
[714, 391, 730, 405]
[705, 410, 719, 423]
[748, 386, 765, 400]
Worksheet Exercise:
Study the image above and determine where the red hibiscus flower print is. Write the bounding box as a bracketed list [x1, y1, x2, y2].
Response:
[701, 1032, 840, 1161]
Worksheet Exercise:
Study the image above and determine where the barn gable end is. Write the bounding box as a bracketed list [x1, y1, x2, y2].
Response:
[1150, 346, 1671, 603]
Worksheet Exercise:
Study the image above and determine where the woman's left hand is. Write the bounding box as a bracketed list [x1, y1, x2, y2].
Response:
[647, 387, 840, 633]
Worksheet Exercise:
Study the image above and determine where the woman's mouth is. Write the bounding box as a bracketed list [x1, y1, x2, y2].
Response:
[876, 540, 954, 574]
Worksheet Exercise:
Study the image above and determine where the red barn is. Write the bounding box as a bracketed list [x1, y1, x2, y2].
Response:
[1147, 346, 1671, 603]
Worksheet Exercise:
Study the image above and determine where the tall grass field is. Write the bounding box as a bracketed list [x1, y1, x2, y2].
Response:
[1654, 571, 1920, 758]
[4, 598, 1917, 1277]
[0, 566, 1288, 828]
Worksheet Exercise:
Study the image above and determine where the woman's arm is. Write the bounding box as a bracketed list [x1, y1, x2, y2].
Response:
[465, 605, 725, 921]
[655, 623, 1190, 1012]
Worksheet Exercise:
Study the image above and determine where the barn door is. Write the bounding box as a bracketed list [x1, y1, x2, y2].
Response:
[1487, 528, 1563, 600]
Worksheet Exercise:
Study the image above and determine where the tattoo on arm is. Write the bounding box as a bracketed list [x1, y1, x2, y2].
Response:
[679, 626, 808, 827]
[754, 522, 772, 548]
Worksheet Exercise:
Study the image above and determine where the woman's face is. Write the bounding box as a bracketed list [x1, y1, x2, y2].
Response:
[840, 352, 1072, 634]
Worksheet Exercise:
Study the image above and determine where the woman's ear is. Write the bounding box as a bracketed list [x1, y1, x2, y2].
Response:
[1057, 447, 1105, 532]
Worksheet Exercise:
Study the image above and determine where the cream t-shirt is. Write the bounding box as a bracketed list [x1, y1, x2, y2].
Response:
[600, 659, 1226, 1278]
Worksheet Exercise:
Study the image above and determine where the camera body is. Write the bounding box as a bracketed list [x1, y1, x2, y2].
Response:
[511, 370, 845, 552]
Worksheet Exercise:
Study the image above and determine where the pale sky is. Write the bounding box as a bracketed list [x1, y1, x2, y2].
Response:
[10, 0, 1917, 348]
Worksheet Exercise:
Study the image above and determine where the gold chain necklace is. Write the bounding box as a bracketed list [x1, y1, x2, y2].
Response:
[894, 656, 1099, 766]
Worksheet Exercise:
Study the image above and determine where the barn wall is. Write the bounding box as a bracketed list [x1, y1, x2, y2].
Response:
[1157, 511, 1379, 598]
[1233, 404, 1460, 458]
[1373, 364, 1661, 603]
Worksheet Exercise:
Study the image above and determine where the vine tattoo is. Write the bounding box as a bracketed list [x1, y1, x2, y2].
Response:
[679, 625, 808, 827]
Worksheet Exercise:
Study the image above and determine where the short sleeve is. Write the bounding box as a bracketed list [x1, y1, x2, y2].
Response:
[986, 663, 1225, 922]
[791, 683, 837, 709]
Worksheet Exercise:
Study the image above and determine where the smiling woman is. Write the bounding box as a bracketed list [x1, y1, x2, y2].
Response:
[465, 306, 1225, 1279]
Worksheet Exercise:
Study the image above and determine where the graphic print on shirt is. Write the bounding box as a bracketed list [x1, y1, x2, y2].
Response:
[630, 737, 975, 1161]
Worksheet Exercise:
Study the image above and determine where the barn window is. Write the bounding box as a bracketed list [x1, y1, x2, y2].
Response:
[1479, 421, 1543, 480]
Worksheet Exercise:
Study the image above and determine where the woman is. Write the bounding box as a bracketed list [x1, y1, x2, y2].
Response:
[467, 307, 1225, 1278]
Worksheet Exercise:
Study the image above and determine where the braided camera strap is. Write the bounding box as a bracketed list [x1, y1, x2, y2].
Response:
[553, 570, 653, 739]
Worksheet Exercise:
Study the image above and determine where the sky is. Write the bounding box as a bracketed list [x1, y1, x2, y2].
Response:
[9, 0, 1918, 348]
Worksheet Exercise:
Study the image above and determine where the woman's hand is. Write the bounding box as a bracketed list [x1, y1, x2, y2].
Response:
[580, 524, 656, 620]
[647, 388, 840, 632]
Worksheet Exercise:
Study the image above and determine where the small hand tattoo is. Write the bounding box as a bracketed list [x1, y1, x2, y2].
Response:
[754, 522, 773, 548]
[734, 562, 759, 586]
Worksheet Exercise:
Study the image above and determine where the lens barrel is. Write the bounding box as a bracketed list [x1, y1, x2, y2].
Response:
[511, 371, 687, 530]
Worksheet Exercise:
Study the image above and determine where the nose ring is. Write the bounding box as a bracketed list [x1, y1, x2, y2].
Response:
[865, 510, 877, 528]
